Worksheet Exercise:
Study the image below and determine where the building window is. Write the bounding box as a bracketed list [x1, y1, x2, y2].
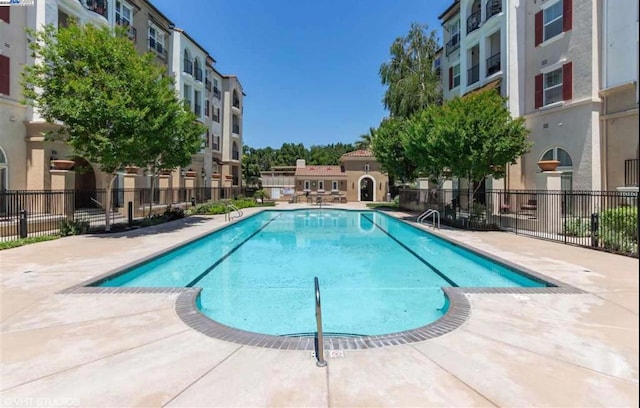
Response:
[446, 20, 460, 56]
[205, 100, 210, 117]
[213, 107, 220, 123]
[183, 84, 192, 108]
[148, 24, 165, 57]
[318, 180, 324, 191]
[0, 55, 9, 96]
[364, 163, 370, 173]
[212, 135, 220, 151]
[232, 115, 240, 134]
[304, 180, 310, 191]
[543, 1, 563, 41]
[540, 147, 573, 190]
[536, 0, 572, 46]
[194, 90, 202, 116]
[453, 64, 460, 88]
[543, 68, 563, 105]
[115, 1, 132, 26]
[332, 180, 338, 191]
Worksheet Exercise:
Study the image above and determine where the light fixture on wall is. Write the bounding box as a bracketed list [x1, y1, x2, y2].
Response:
[201, 168, 205, 179]
[49, 150, 58, 169]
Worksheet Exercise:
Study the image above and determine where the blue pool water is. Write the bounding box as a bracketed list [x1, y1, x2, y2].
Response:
[100, 210, 546, 336]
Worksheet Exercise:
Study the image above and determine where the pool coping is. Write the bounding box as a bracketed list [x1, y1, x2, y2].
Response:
[59, 208, 586, 351]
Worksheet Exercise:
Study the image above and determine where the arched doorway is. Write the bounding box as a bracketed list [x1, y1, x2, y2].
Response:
[359, 176, 374, 202]
[72, 157, 96, 208]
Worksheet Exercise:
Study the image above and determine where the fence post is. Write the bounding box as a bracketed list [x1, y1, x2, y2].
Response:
[19, 209, 28, 239]
[128, 201, 133, 226]
[590, 212, 599, 247]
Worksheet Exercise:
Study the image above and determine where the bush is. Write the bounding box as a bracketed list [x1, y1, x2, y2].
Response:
[598, 206, 637, 254]
[253, 189, 267, 201]
[0, 235, 59, 250]
[563, 217, 590, 237]
[186, 198, 258, 216]
[59, 219, 90, 236]
[163, 205, 185, 221]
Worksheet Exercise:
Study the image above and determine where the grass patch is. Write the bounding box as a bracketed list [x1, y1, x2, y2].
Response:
[0, 235, 59, 251]
[366, 202, 399, 210]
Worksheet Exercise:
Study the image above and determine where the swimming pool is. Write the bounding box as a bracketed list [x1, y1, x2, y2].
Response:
[97, 209, 548, 337]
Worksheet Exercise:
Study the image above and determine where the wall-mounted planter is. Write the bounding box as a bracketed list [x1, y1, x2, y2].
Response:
[51, 159, 75, 170]
[537, 160, 560, 172]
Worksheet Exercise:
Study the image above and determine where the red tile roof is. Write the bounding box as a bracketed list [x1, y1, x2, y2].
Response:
[295, 166, 347, 177]
[341, 150, 374, 158]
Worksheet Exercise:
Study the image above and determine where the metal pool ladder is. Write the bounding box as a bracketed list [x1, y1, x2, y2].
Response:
[417, 209, 440, 229]
[314, 277, 327, 367]
[225, 203, 243, 221]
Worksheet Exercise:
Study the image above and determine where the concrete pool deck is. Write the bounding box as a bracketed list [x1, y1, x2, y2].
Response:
[0, 202, 638, 407]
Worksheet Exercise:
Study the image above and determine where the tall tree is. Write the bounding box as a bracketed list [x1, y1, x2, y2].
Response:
[405, 91, 531, 187]
[22, 23, 203, 230]
[379, 23, 441, 119]
[370, 117, 417, 183]
[354, 127, 376, 150]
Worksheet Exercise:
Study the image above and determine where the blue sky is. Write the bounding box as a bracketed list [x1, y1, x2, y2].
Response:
[152, 0, 450, 148]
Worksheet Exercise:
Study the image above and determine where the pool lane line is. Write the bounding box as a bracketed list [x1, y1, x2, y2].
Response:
[186, 214, 281, 288]
[360, 214, 458, 287]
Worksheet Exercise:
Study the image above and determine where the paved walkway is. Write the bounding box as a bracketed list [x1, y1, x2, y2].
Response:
[0, 203, 638, 407]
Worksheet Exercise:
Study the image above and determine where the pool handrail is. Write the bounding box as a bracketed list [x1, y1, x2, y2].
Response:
[417, 209, 440, 229]
[314, 276, 327, 367]
[225, 203, 243, 221]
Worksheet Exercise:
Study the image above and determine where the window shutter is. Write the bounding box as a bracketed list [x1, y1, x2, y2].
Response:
[535, 11, 543, 46]
[534, 73, 543, 109]
[0, 55, 9, 96]
[448, 67, 453, 90]
[563, 0, 572, 32]
[562, 62, 572, 101]
[0, 6, 9, 24]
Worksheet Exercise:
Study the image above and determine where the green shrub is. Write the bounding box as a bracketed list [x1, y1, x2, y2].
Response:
[563, 217, 590, 237]
[163, 205, 185, 221]
[59, 219, 90, 236]
[253, 189, 267, 200]
[0, 235, 59, 250]
[598, 206, 637, 254]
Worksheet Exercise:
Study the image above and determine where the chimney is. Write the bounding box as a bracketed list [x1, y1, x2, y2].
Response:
[296, 159, 306, 168]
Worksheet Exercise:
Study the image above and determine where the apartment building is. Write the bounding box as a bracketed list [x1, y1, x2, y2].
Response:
[439, 0, 638, 191]
[0, 0, 244, 194]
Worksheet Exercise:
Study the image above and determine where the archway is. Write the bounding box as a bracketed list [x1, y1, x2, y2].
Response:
[72, 157, 96, 208]
[358, 176, 375, 202]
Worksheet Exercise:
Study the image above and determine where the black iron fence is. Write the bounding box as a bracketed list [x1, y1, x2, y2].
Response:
[0, 187, 246, 242]
[400, 188, 639, 257]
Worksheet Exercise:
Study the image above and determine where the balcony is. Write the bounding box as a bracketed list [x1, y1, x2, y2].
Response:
[486, 0, 502, 20]
[213, 88, 221, 99]
[205, 79, 212, 92]
[467, 64, 479, 85]
[194, 67, 203, 82]
[80, 0, 108, 20]
[232, 151, 240, 160]
[486, 52, 501, 76]
[232, 125, 240, 134]
[183, 59, 193, 75]
[625, 159, 639, 186]
[233, 98, 240, 109]
[467, 10, 481, 34]
[446, 34, 460, 56]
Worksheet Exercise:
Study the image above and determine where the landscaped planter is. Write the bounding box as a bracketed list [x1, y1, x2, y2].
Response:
[51, 159, 75, 170]
[537, 160, 560, 172]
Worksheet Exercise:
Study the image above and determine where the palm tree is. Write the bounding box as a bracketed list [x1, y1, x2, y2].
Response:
[355, 127, 376, 150]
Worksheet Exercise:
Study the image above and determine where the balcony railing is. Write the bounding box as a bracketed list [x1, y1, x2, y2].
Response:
[625, 159, 639, 186]
[205, 79, 212, 91]
[194, 67, 203, 82]
[213, 88, 221, 99]
[148, 39, 166, 59]
[232, 151, 240, 160]
[467, 64, 479, 85]
[486, 52, 501, 76]
[232, 125, 240, 134]
[80, 0, 108, 20]
[486, 0, 502, 20]
[446, 34, 460, 56]
[183, 59, 193, 75]
[467, 9, 481, 34]
[233, 98, 240, 108]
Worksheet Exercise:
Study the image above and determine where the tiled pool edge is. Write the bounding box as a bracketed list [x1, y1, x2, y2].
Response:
[58, 208, 587, 351]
